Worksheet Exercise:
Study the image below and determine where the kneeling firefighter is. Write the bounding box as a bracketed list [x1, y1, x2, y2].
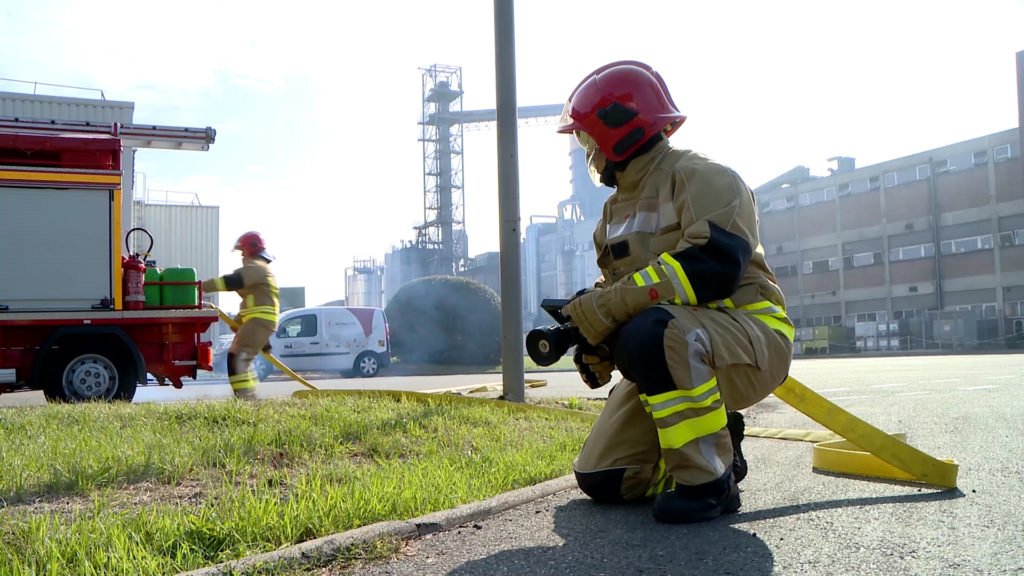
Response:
[556, 61, 795, 523]
[202, 232, 280, 400]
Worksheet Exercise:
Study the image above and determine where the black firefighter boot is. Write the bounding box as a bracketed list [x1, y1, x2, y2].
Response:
[651, 469, 741, 524]
[728, 410, 748, 484]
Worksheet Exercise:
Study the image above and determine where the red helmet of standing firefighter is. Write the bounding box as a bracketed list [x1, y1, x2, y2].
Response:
[553, 60, 795, 524]
[202, 231, 280, 400]
[234, 231, 274, 262]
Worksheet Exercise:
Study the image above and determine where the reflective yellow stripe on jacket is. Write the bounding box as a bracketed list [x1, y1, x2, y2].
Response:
[630, 268, 796, 343]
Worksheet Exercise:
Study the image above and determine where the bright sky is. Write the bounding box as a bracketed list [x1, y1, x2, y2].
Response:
[2, 0, 1022, 307]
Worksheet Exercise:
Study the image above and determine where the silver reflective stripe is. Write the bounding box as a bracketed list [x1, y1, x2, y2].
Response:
[606, 210, 659, 239]
[647, 387, 720, 414]
[636, 268, 659, 286]
[656, 254, 688, 304]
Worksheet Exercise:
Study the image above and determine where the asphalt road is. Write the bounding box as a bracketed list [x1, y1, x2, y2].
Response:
[340, 354, 1024, 576]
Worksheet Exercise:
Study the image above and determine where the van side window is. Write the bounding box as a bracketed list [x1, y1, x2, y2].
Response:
[278, 314, 318, 338]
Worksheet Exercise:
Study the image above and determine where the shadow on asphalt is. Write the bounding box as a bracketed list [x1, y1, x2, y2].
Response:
[726, 487, 965, 525]
[446, 498, 773, 576]
[445, 489, 963, 576]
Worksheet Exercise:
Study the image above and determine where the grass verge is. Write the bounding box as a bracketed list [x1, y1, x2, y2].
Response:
[0, 393, 597, 575]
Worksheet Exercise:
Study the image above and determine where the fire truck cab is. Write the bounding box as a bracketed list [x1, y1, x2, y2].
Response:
[0, 117, 220, 402]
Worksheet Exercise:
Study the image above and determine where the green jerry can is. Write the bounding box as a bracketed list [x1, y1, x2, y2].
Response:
[160, 267, 199, 308]
[144, 266, 162, 308]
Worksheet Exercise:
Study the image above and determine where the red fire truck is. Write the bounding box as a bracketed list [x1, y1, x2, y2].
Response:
[0, 117, 220, 402]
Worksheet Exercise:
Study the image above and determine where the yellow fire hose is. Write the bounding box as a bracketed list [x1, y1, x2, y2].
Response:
[752, 376, 959, 489]
[207, 304, 320, 391]
[206, 303, 957, 489]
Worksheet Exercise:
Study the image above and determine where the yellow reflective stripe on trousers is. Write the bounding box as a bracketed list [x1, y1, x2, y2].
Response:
[657, 405, 728, 450]
[243, 305, 278, 313]
[657, 253, 697, 305]
[645, 457, 674, 497]
[652, 392, 722, 420]
[642, 377, 720, 416]
[228, 372, 256, 391]
[241, 313, 278, 323]
[754, 314, 796, 342]
[736, 299, 796, 342]
[240, 305, 279, 323]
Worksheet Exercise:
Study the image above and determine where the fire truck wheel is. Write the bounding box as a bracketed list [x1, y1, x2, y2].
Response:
[43, 345, 138, 403]
[354, 352, 380, 378]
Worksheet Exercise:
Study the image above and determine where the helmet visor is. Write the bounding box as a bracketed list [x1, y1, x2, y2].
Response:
[575, 130, 607, 187]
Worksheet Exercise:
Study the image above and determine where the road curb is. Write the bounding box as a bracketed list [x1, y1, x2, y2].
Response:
[176, 474, 578, 575]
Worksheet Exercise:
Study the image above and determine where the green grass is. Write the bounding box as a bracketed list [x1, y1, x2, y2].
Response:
[0, 393, 597, 575]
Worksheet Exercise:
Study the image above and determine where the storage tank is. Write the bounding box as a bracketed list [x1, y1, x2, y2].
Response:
[346, 259, 384, 308]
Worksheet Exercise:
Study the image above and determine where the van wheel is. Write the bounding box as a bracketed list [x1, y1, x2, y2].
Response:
[354, 352, 380, 378]
[44, 344, 137, 403]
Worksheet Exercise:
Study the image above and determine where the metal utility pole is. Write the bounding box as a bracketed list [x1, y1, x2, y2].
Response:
[494, 0, 525, 402]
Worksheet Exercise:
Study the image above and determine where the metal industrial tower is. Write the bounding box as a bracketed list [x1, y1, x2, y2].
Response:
[416, 64, 466, 275]
[412, 63, 564, 278]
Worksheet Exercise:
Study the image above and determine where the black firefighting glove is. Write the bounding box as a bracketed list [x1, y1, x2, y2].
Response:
[573, 340, 615, 390]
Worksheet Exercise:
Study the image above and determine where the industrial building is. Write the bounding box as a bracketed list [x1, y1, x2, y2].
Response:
[755, 127, 1022, 353]
[521, 138, 610, 329]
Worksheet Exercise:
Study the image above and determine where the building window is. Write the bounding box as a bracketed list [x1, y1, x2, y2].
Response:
[852, 311, 888, 323]
[774, 264, 798, 277]
[802, 257, 840, 274]
[940, 234, 994, 255]
[838, 183, 851, 196]
[798, 187, 837, 207]
[844, 251, 882, 268]
[1005, 300, 1023, 318]
[933, 159, 950, 173]
[973, 150, 988, 166]
[916, 164, 930, 180]
[802, 315, 844, 327]
[994, 144, 1012, 163]
[889, 243, 936, 262]
[999, 229, 1024, 248]
[953, 303, 999, 319]
[884, 172, 898, 187]
[893, 308, 924, 320]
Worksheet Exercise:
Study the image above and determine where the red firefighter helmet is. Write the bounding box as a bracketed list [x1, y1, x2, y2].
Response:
[234, 231, 274, 261]
[557, 61, 686, 162]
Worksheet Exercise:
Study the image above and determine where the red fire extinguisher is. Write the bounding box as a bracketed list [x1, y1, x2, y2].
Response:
[122, 228, 153, 310]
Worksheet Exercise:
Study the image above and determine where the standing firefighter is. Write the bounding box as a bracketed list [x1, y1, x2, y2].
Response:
[556, 61, 794, 523]
[202, 232, 280, 400]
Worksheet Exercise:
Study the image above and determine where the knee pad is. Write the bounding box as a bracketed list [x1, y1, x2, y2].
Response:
[614, 307, 675, 395]
[575, 468, 627, 503]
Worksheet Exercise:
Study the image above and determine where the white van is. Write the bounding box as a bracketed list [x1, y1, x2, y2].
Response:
[253, 306, 391, 380]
